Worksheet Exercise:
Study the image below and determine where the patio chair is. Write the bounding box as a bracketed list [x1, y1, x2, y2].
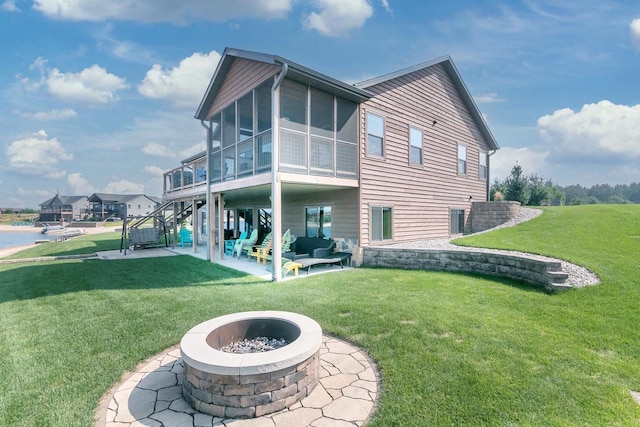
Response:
[247, 232, 273, 261]
[233, 229, 258, 258]
[177, 228, 193, 247]
[225, 231, 246, 256]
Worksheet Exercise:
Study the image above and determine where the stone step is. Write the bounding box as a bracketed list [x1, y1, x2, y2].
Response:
[547, 270, 569, 283]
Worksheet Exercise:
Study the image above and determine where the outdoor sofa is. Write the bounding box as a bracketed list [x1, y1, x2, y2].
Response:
[284, 237, 352, 273]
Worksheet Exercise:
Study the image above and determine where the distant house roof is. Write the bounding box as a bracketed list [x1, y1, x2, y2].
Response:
[88, 193, 160, 204]
[354, 55, 499, 151]
[40, 195, 87, 207]
[195, 47, 372, 121]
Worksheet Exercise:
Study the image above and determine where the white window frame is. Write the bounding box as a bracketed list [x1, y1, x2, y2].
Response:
[366, 112, 385, 157]
[457, 145, 467, 175]
[371, 206, 392, 241]
[450, 208, 465, 235]
[479, 151, 487, 180]
[409, 126, 423, 165]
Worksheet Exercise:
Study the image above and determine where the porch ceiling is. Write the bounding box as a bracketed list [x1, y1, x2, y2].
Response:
[221, 182, 354, 204]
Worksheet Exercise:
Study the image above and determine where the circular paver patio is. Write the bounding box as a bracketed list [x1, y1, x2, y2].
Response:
[96, 336, 379, 427]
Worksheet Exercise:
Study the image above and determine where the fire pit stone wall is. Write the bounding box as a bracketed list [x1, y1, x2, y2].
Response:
[180, 311, 322, 419]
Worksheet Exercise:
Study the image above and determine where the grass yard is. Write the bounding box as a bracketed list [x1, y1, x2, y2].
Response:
[0, 205, 639, 426]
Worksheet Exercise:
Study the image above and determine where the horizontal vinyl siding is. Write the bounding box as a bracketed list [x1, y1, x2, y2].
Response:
[360, 63, 490, 245]
[207, 58, 279, 119]
[281, 188, 359, 241]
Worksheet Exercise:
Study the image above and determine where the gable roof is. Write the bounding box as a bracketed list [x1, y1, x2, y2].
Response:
[195, 47, 372, 121]
[39, 195, 87, 207]
[355, 56, 499, 151]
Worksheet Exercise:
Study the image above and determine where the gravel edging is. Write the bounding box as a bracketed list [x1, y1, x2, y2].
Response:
[384, 208, 600, 288]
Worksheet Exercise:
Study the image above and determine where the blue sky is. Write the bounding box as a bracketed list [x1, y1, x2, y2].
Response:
[1, 0, 640, 209]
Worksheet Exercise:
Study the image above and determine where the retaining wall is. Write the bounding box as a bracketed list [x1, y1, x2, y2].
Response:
[363, 247, 570, 292]
[470, 201, 521, 233]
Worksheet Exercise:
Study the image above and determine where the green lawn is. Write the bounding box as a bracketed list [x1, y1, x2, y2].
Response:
[0, 205, 639, 426]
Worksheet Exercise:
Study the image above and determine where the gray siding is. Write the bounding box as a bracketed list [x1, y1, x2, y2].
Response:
[360, 63, 492, 245]
[207, 58, 279, 119]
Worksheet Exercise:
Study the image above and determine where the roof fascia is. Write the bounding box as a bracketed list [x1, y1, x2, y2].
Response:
[356, 56, 499, 151]
[194, 47, 372, 120]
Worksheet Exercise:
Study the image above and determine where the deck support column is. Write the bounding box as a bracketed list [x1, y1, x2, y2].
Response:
[217, 194, 225, 260]
[192, 198, 198, 253]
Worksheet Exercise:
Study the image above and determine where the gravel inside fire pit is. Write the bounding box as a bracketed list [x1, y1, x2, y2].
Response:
[221, 337, 289, 353]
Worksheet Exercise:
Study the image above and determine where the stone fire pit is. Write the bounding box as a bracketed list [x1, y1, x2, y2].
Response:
[180, 311, 322, 419]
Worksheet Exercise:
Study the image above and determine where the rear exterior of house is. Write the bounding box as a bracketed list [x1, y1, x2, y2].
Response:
[39, 195, 88, 222]
[88, 193, 160, 220]
[161, 48, 498, 280]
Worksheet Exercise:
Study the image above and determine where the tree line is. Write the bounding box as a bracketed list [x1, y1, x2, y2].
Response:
[491, 164, 640, 206]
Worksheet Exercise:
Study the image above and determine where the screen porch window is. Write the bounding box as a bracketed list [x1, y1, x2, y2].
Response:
[371, 206, 392, 241]
[409, 127, 423, 165]
[450, 209, 465, 234]
[367, 112, 384, 156]
[457, 145, 467, 175]
[305, 206, 331, 238]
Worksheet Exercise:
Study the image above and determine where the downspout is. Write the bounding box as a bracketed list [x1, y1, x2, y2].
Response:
[487, 150, 497, 201]
[201, 119, 212, 261]
[271, 62, 288, 282]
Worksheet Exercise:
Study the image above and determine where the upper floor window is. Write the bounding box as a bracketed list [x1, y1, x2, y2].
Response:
[280, 79, 307, 133]
[457, 145, 467, 175]
[479, 151, 487, 180]
[409, 127, 423, 165]
[367, 112, 384, 156]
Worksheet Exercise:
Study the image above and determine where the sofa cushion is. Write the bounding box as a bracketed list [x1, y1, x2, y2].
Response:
[290, 237, 335, 258]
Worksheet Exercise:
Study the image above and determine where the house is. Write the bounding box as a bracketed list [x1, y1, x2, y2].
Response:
[39, 194, 89, 223]
[88, 193, 160, 221]
[161, 47, 499, 280]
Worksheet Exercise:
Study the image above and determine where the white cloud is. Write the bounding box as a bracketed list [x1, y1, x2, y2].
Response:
[490, 146, 550, 182]
[180, 142, 206, 159]
[22, 108, 77, 121]
[537, 100, 640, 159]
[2, 0, 19, 12]
[5, 130, 73, 178]
[142, 142, 175, 158]
[380, 0, 391, 14]
[474, 93, 505, 103]
[144, 166, 165, 176]
[103, 179, 144, 194]
[631, 18, 640, 50]
[45, 64, 129, 104]
[138, 50, 220, 108]
[67, 172, 97, 194]
[303, 0, 373, 37]
[32, 0, 293, 24]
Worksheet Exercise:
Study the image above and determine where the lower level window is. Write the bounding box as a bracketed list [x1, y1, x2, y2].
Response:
[450, 209, 465, 234]
[372, 207, 392, 241]
[306, 206, 331, 238]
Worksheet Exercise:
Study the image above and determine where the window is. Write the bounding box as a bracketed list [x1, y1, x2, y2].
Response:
[409, 127, 423, 165]
[305, 206, 331, 238]
[222, 104, 235, 147]
[367, 112, 384, 156]
[371, 206, 392, 241]
[237, 92, 253, 142]
[457, 145, 467, 174]
[479, 151, 487, 180]
[450, 209, 465, 234]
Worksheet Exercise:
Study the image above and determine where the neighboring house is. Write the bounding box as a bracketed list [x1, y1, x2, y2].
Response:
[88, 193, 160, 220]
[39, 194, 89, 222]
[162, 47, 499, 280]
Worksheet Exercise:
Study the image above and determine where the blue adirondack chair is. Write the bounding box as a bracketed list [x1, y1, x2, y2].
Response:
[178, 228, 193, 247]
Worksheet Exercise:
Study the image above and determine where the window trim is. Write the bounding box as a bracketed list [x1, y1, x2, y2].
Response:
[479, 150, 487, 180]
[371, 205, 393, 242]
[409, 125, 424, 166]
[450, 208, 465, 235]
[457, 144, 467, 175]
[366, 111, 385, 158]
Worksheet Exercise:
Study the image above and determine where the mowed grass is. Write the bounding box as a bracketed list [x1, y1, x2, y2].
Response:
[0, 205, 639, 426]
